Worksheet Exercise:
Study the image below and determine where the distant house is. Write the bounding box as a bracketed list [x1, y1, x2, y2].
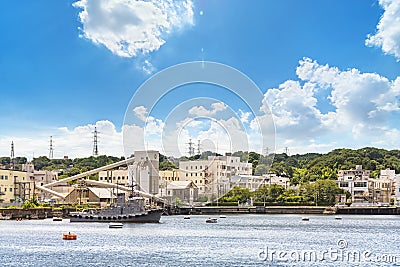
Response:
[64, 187, 116, 206]
[336, 165, 370, 203]
[163, 181, 198, 204]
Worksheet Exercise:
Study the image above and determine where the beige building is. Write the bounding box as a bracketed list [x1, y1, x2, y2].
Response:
[22, 162, 58, 200]
[64, 187, 116, 206]
[0, 169, 34, 204]
[337, 166, 398, 204]
[98, 168, 129, 186]
[163, 181, 198, 205]
[179, 154, 252, 199]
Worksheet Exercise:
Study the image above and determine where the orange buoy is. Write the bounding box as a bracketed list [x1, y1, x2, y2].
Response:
[62, 233, 77, 240]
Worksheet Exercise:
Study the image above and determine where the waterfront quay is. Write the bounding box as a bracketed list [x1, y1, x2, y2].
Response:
[2, 205, 400, 220]
[171, 205, 400, 215]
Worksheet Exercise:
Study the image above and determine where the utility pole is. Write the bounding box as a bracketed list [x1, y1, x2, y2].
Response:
[93, 127, 99, 157]
[49, 136, 54, 159]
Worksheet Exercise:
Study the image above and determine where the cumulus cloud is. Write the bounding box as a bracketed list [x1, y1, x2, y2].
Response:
[133, 106, 148, 121]
[188, 102, 227, 116]
[72, 0, 194, 57]
[366, 0, 400, 60]
[238, 109, 251, 124]
[262, 57, 400, 151]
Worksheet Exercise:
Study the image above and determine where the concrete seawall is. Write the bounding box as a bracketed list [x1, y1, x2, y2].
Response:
[178, 206, 331, 215]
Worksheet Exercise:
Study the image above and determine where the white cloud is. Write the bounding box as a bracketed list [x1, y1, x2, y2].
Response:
[188, 102, 227, 116]
[73, 0, 194, 58]
[238, 109, 251, 124]
[133, 106, 148, 121]
[262, 57, 400, 153]
[366, 0, 400, 60]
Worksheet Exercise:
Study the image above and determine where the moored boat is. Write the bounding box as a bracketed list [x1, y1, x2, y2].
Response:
[70, 196, 162, 223]
[109, 222, 123, 228]
[206, 218, 217, 223]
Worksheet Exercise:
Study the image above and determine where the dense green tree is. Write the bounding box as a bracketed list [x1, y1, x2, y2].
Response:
[219, 186, 252, 203]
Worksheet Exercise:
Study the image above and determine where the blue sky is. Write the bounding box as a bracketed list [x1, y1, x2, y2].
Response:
[1, 0, 400, 159]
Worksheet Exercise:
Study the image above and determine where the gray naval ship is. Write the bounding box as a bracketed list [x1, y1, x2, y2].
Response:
[70, 196, 163, 223]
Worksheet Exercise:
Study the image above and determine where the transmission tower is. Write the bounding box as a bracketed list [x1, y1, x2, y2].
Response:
[284, 147, 289, 155]
[197, 139, 201, 155]
[188, 139, 195, 157]
[10, 141, 15, 170]
[93, 127, 99, 157]
[49, 136, 54, 159]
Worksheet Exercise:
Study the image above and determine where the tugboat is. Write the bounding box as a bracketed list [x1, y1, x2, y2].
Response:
[70, 196, 163, 223]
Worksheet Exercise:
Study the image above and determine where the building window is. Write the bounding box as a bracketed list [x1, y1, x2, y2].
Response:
[200, 166, 202, 169]
[4, 188, 6, 192]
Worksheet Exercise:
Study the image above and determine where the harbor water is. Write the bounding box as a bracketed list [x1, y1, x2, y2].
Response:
[0, 214, 399, 266]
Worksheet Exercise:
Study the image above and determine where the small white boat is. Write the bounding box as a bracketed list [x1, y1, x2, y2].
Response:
[0, 214, 12, 220]
[302, 217, 309, 221]
[53, 217, 63, 221]
[334, 216, 342, 220]
[184, 216, 190, 219]
[206, 218, 217, 223]
[219, 215, 226, 218]
[109, 222, 123, 228]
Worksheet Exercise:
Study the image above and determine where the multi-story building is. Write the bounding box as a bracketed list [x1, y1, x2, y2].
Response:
[179, 153, 252, 199]
[98, 168, 129, 186]
[337, 166, 399, 204]
[0, 169, 34, 204]
[128, 150, 160, 195]
[368, 169, 396, 204]
[158, 169, 180, 197]
[337, 165, 370, 203]
[22, 162, 58, 200]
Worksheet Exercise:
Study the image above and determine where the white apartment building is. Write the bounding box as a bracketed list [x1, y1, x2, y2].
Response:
[337, 166, 399, 204]
[231, 173, 290, 191]
[337, 165, 370, 203]
[179, 154, 252, 199]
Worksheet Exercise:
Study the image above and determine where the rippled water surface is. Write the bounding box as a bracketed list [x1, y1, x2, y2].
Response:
[0, 214, 399, 266]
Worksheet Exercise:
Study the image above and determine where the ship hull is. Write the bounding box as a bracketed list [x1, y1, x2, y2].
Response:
[69, 209, 162, 223]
